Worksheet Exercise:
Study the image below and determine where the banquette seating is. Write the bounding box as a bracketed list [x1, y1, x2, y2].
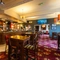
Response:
[52, 32, 58, 40]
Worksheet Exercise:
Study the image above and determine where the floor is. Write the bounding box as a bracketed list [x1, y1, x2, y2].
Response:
[38, 39, 58, 49]
[0, 44, 6, 52]
[37, 36, 60, 60]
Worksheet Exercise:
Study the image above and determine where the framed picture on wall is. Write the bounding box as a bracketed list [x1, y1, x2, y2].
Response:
[52, 24, 56, 30]
[25, 25, 32, 31]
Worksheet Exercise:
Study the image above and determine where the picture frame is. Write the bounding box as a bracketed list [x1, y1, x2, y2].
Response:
[51, 24, 56, 30]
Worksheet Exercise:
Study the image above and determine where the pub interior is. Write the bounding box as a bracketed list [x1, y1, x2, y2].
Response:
[0, 0, 60, 60]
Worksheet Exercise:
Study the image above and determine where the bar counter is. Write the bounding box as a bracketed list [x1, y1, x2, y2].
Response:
[0, 31, 35, 44]
[0, 31, 23, 44]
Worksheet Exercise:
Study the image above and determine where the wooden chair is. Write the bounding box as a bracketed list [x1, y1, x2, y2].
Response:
[24, 33, 38, 60]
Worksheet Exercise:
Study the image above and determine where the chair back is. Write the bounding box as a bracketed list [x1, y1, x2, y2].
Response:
[5, 35, 10, 45]
[33, 33, 38, 49]
[33, 34, 37, 44]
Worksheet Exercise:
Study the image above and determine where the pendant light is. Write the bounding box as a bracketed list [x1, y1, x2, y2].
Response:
[20, 9, 26, 21]
[58, 14, 60, 20]
[0, 0, 5, 5]
[56, 14, 60, 24]
[54, 18, 57, 24]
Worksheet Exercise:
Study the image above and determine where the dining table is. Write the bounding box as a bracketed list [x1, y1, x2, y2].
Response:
[8, 35, 30, 60]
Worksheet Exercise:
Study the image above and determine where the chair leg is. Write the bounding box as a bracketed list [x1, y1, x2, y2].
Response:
[5, 44, 7, 52]
[5, 44, 8, 54]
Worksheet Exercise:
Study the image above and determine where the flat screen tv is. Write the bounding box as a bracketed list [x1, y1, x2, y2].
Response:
[37, 19, 47, 24]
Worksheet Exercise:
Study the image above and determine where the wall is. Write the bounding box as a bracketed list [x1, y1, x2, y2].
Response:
[23, 20, 37, 32]
[23, 18, 60, 37]
[49, 24, 60, 37]
[47, 18, 60, 37]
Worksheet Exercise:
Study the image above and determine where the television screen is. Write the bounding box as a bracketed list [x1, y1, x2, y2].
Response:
[37, 19, 47, 24]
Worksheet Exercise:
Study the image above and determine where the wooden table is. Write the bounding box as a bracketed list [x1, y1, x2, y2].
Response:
[8, 35, 30, 60]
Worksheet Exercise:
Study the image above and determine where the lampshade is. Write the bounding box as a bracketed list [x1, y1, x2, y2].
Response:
[58, 14, 60, 20]
[54, 18, 57, 23]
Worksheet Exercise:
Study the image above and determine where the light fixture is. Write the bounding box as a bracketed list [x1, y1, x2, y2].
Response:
[0, 0, 5, 5]
[55, 14, 60, 24]
[42, 24, 46, 28]
[20, 15, 25, 19]
[20, 9, 26, 22]
[58, 14, 60, 21]
[54, 18, 57, 24]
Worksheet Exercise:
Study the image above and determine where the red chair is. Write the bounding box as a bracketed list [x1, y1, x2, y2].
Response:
[5, 35, 10, 54]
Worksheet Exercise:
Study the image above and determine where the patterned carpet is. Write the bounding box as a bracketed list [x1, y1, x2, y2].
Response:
[37, 46, 60, 60]
[37, 36, 60, 60]
[0, 38, 60, 60]
[27, 46, 60, 60]
[38, 39, 58, 49]
[0, 47, 60, 60]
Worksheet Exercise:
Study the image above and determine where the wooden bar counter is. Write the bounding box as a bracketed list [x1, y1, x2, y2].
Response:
[9, 35, 30, 60]
[0, 31, 23, 44]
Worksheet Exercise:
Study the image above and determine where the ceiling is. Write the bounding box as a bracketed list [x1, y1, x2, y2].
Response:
[0, 0, 32, 10]
[0, 0, 60, 22]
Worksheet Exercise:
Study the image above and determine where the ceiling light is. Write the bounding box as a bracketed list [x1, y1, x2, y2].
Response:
[27, 16, 36, 19]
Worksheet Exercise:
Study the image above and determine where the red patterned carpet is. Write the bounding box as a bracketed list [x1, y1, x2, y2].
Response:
[27, 46, 60, 60]
[0, 38, 60, 60]
[0, 47, 60, 60]
[37, 36, 60, 60]
[37, 46, 60, 60]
